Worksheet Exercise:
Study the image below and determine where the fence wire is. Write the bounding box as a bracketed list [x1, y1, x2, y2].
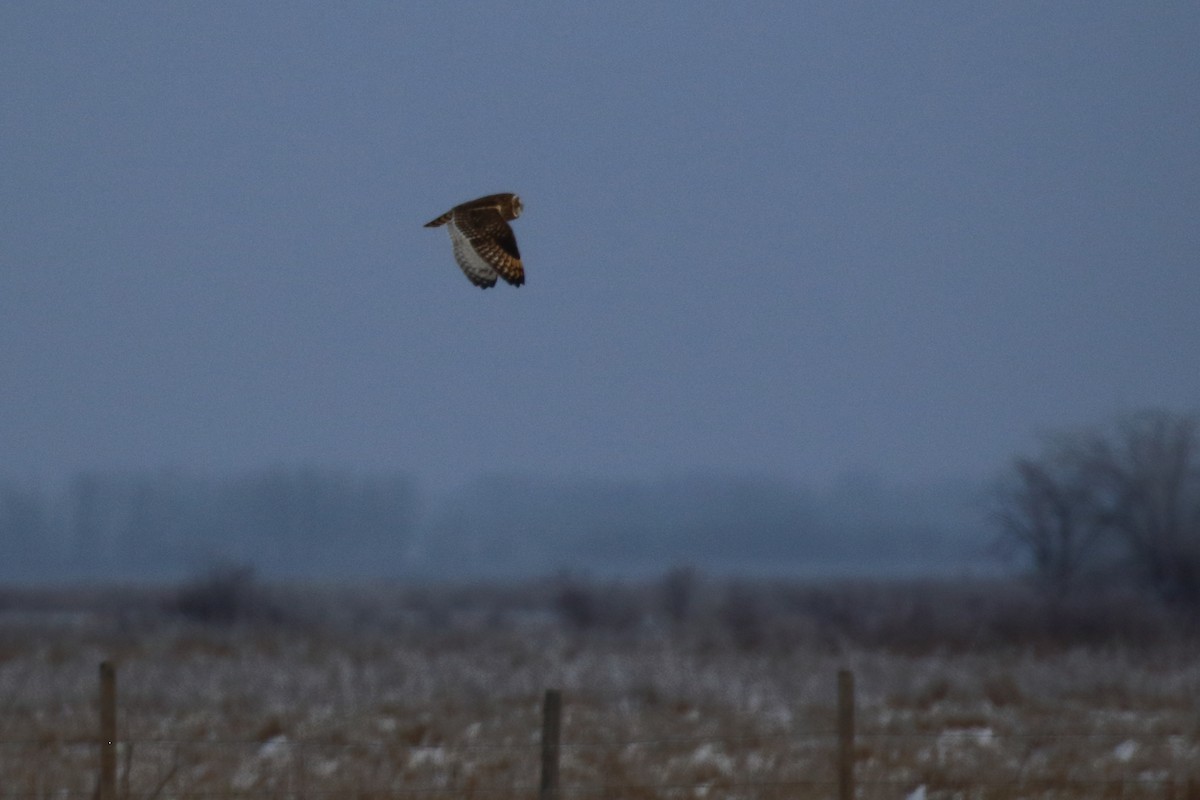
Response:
[5, 660, 1200, 800]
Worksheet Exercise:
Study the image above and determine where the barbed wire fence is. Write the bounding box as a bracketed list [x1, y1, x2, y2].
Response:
[2, 663, 1199, 800]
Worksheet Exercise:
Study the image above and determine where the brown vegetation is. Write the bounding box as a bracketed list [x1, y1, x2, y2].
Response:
[2, 574, 1199, 798]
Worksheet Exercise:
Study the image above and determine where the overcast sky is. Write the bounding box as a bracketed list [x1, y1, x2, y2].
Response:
[3, 4, 1198, 494]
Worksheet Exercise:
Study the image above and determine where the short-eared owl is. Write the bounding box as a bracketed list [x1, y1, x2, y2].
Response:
[424, 193, 524, 288]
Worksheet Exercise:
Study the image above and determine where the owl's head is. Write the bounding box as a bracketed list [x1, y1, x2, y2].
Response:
[507, 194, 523, 220]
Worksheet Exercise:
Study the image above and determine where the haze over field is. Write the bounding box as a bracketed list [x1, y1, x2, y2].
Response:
[1, 468, 989, 582]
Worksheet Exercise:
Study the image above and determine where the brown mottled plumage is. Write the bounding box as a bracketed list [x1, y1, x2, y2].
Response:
[424, 193, 524, 289]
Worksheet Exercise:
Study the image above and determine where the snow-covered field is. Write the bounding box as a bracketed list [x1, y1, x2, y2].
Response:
[2, 582, 1197, 799]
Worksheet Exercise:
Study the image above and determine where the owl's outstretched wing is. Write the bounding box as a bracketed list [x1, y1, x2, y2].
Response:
[451, 208, 524, 288]
[447, 218, 500, 288]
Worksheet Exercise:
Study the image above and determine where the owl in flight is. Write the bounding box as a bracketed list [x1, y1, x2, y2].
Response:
[424, 193, 525, 288]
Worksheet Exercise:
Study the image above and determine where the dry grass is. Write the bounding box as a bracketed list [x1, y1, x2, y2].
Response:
[1, 578, 1198, 799]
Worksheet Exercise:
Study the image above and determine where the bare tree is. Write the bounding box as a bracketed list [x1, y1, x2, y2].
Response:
[990, 434, 1106, 603]
[993, 409, 1200, 612]
[1082, 410, 1200, 608]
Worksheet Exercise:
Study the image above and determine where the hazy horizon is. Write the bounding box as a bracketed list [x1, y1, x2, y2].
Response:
[2, 464, 994, 583]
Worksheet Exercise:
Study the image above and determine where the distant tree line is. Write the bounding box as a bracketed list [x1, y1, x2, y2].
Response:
[0, 468, 418, 581]
[991, 409, 1200, 615]
[0, 467, 987, 582]
[417, 473, 983, 576]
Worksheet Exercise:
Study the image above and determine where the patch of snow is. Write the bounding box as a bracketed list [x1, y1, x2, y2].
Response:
[1113, 740, 1138, 762]
[258, 734, 290, 760]
[230, 761, 258, 791]
[690, 742, 734, 776]
[936, 726, 996, 757]
[408, 746, 449, 769]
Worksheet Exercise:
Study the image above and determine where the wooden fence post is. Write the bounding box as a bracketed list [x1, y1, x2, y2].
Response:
[99, 661, 117, 800]
[838, 669, 855, 800]
[539, 689, 562, 800]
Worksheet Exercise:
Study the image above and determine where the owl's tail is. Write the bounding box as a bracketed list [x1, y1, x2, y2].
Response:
[424, 211, 453, 228]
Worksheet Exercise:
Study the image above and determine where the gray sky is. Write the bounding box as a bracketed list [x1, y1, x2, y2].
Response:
[3, 4, 1198, 494]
